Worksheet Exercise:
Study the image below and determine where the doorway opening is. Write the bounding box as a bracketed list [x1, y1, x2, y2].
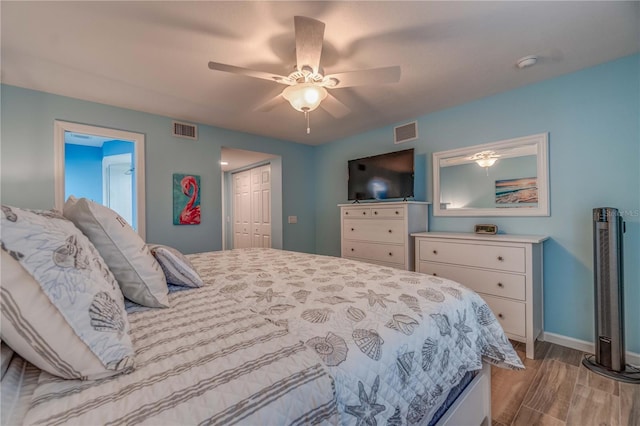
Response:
[220, 147, 282, 250]
[54, 121, 146, 239]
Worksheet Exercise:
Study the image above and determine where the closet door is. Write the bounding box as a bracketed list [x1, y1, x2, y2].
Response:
[232, 170, 251, 249]
[251, 165, 271, 248]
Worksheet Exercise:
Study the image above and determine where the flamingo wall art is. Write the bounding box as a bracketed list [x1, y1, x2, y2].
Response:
[173, 173, 201, 225]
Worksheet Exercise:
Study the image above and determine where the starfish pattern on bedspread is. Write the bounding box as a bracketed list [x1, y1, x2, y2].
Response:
[355, 289, 395, 308]
[246, 288, 284, 303]
[453, 309, 473, 350]
[345, 375, 386, 426]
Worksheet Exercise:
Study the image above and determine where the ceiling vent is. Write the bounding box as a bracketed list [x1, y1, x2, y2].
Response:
[394, 121, 418, 144]
[172, 121, 198, 140]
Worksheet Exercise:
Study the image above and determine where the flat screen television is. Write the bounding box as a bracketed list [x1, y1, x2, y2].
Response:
[348, 148, 414, 201]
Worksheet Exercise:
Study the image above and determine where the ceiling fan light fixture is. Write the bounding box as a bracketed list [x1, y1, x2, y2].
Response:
[471, 150, 500, 169]
[475, 158, 498, 168]
[282, 83, 327, 112]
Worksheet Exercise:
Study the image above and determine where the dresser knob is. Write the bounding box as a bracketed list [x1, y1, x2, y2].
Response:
[374, 211, 378, 215]
[388, 252, 393, 256]
[351, 248, 354, 252]
[362, 211, 366, 215]
[433, 250, 438, 255]
[388, 229, 392, 233]
[497, 256, 504, 262]
[497, 282, 504, 288]
[351, 228, 354, 231]
[498, 313, 504, 319]
[395, 211, 399, 215]
[432, 273, 438, 277]
[345, 211, 349, 215]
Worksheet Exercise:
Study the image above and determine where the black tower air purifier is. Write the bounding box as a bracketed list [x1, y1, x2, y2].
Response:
[582, 207, 640, 383]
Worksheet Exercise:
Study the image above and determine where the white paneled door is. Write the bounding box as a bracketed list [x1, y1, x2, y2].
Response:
[233, 164, 271, 249]
[233, 170, 251, 249]
[251, 165, 271, 248]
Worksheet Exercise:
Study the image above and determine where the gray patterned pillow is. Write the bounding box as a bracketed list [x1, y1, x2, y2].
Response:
[0, 205, 135, 380]
[63, 197, 169, 308]
[147, 244, 203, 288]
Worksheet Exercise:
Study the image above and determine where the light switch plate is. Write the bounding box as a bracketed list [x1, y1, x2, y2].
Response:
[288, 216, 298, 224]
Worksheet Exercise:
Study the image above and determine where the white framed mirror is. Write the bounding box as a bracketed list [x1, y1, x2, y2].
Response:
[433, 133, 549, 216]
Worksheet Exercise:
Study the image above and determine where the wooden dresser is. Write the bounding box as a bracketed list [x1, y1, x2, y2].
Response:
[339, 202, 429, 271]
[412, 232, 548, 359]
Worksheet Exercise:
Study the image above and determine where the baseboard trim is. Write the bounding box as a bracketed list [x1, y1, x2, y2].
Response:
[542, 332, 640, 367]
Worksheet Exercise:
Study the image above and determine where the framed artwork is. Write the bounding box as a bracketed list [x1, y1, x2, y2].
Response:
[173, 173, 201, 225]
[495, 177, 538, 206]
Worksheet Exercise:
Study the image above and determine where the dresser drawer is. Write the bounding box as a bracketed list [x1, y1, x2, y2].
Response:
[481, 294, 526, 337]
[417, 262, 525, 301]
[344, 219, 405, 244]
[342, 208, 371, 218]
[342, 241, 405, 265]
[371, 206, 405, 218]
[418, 240, 525, 273]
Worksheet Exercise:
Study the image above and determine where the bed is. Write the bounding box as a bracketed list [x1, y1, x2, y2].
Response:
[1, 201, 523, 426]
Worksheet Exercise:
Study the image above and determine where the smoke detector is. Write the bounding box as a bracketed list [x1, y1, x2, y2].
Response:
[516, 55, 538, 69]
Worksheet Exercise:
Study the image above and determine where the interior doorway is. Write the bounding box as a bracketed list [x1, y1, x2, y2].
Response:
[220, 147, 282, 250]
[54, 121, 146, 238]
[232, 163, 271, 249]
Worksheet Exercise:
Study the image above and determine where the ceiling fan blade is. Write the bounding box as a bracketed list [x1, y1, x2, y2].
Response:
[294, 16, 325, 74]
[324, 66, 401, 88]
[320, 93, 350, 118]
[208, 62, 289, 84]
[255, 93, 285, 112]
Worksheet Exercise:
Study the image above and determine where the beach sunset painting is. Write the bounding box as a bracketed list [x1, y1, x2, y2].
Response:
[495, 177, 538, 205]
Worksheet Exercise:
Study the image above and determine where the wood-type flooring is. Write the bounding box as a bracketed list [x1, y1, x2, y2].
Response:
[491, 341, 639, 426]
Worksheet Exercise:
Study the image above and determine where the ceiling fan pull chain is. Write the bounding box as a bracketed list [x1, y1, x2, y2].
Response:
[305, 110, 311, 134]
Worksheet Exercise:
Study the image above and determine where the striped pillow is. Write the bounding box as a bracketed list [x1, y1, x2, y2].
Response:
[148, 244, 203, 288]
[63, 197, 168, 308]
[0, 205, 135, 380]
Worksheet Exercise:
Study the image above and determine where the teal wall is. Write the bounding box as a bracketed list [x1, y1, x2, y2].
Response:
[0, 85, 316, 255]
[102, 140, 134, 157]
[1, 54, 638, 353]
[314, 54, 640, 353]
[64, 144, 103, 204]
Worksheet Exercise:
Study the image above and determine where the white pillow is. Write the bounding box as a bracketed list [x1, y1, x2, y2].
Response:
[63, 197, 169, 308]
[148, 244, 203, 288]
[0, 206, 136, 380]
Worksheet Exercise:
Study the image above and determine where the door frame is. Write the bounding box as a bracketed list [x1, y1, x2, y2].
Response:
[223, 158, 282, 250]
[53, 120, 146, 239]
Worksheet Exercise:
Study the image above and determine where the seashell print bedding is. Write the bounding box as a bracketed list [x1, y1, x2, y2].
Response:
[188, 248, 524, 425]
[19, 248, 523, 426]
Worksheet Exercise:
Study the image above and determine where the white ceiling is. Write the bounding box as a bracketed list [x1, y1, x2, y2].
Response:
[2, 1, 638, 145]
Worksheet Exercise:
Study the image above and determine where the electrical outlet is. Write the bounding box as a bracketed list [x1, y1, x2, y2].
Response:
[288, 216, 298, 224]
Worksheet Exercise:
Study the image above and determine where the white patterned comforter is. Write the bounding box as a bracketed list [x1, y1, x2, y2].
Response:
[21, 248, 523, 426]
[188, 249, 523, 425]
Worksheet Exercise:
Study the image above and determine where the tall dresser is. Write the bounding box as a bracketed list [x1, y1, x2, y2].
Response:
[339, 201, 429, 271]
[412, 232, 548, 359]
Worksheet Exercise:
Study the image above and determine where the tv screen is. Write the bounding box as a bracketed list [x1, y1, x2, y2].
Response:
[348, 149, 414, 201]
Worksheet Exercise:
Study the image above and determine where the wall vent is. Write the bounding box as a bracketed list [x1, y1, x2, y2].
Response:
[172, 121, 198, 140]
[394, 121, 418, 144]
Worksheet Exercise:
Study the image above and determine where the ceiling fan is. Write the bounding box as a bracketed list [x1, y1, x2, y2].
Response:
[208, 16, 401, 134]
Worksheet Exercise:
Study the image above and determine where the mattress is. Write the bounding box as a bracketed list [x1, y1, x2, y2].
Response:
[8, 248, 523, 425]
